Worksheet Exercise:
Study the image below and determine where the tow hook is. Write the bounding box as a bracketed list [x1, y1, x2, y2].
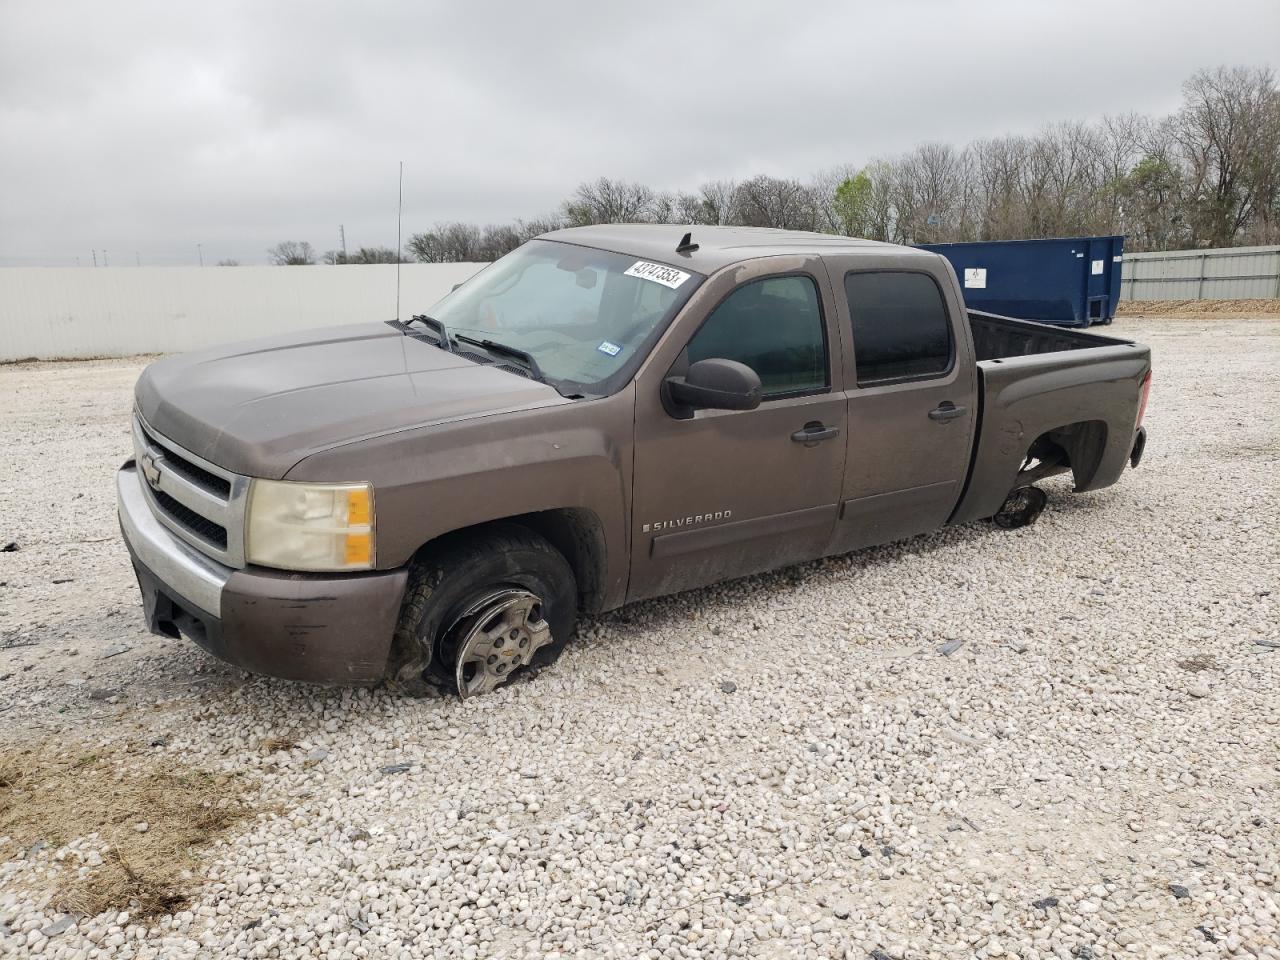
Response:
[1130, 426, 1147, 468]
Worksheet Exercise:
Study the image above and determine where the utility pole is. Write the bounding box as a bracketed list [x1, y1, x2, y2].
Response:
[197, 243, 204, 267]
[339, 224, 347, 262]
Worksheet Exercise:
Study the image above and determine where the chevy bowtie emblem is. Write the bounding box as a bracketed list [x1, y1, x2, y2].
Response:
[140, 452, 162, 488]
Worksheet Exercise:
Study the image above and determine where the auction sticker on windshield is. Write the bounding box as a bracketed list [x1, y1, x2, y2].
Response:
[624, 260, 690, 289]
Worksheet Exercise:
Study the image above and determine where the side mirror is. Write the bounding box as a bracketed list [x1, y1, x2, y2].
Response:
[664, 358, 762, 417]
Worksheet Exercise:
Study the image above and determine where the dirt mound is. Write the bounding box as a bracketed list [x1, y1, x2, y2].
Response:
[1116, 298, 1280, 318]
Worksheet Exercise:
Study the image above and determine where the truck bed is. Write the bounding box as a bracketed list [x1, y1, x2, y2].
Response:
[949, 310, 1151, 526]
[968, 309, 1130, 361]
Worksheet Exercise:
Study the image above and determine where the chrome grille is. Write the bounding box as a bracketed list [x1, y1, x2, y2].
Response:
[152, 490, 229, 550]
[132, 412, 249, 567]
[159, 450, 231, 498]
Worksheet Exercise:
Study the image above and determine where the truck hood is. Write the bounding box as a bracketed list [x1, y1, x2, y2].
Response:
[135, 322, 568, 479]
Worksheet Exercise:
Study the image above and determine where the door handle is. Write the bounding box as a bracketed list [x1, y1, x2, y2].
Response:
[928, 402, 967, 422]
[792, 421, 841, 445]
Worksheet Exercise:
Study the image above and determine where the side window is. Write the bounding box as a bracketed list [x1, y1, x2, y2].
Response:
[845, 271, 953, 384]
[687, 275, 827, 398]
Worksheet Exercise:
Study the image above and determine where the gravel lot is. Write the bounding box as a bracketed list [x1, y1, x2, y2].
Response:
[1, 317, 1277, 960]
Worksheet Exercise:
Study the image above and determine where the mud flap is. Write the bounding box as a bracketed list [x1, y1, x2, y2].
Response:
[1130, 426, 1147, 468]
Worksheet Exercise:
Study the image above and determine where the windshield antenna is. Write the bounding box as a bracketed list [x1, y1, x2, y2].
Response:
[395, 160, 404, 322]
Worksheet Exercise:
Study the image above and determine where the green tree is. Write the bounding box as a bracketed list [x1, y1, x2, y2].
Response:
[1121, 155, 1186, 251]
[832, 171, 873, 237]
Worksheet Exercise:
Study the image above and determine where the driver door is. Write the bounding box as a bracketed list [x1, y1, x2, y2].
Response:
[628, 256, 848, 601]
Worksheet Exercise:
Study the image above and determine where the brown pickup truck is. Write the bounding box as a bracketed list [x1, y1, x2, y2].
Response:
[117, 225, 1151, 697]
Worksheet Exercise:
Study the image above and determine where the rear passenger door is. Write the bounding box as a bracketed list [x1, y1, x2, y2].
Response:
[824, 260, 978, 555]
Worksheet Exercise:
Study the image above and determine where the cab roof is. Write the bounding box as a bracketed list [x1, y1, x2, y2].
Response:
[541, 223, 937, 273]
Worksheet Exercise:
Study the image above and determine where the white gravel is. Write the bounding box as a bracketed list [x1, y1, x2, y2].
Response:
[1, 316, 1278, 959]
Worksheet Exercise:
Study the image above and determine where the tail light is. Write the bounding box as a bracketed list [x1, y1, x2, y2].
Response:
[1135, 370, 1152, 427]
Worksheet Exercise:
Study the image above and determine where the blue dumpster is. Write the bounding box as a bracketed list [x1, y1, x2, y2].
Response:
[916, 236, 1124, 327]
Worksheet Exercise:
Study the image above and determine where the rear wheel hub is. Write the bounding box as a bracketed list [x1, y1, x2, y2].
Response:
[994, 485, 1048, 529]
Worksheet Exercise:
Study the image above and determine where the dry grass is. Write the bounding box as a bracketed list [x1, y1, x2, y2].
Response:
[1116, 298, 1280, 318]
[0, 743, 254, 919]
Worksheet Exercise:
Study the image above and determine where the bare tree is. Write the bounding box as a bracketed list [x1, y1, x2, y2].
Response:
[515, 215, 566, 241]
[891, 143, 970, 243]
[647, 192, 679, 225]
[323, 246, 408, 264]
[1035, 122, 1098, 236]
[562, 178, 655, 225]
[970, 136, 1026, 239]
[266, 241, 316, 265]
[1174, 65, 1279, 246]
[1093, 113, 1145, 234]
[696, 180, 740, 226]
[406, 223, 488, 263]
[477, 224, 523, 260]
[732, 175, 821, 230]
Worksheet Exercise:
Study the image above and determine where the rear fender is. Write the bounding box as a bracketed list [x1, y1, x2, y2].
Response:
[949, 347, 1150, 525]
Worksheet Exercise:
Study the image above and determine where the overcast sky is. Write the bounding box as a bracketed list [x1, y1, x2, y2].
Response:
[1, 0, 1277, 267]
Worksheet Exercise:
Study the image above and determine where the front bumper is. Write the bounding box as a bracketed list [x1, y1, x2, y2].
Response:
[117, 461, 408, 684]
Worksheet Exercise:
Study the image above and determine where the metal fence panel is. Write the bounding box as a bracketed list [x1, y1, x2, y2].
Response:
[1120, 245, 1280, 300]
[0, 263, 486, 362]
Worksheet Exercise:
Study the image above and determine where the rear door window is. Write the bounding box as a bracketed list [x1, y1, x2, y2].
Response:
[845, 271, 953, 385]
[686, 275, 827, 398]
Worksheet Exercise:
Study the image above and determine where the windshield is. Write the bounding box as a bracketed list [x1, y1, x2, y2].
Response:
[427, 239, 704, 395]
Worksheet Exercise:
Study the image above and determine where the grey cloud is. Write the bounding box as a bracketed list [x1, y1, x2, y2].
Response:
[1, 0, 1276, 265]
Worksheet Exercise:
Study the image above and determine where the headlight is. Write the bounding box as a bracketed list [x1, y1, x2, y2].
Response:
[245, 479, 374, 571]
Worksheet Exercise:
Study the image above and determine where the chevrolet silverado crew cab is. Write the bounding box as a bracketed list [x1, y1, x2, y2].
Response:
[117, 225, 1151, 697]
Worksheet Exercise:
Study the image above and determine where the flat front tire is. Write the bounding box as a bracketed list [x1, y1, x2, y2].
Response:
[389, 524, 577, 698]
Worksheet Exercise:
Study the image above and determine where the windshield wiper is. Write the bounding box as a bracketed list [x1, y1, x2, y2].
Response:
[404, 314, 452, 352]
[453, 334, 545, 383]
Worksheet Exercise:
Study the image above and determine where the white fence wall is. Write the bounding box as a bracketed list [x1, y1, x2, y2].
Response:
[0, 263, 487, 362]
[1120, 245, 1280, 301]
[6, 247, 1279, 363]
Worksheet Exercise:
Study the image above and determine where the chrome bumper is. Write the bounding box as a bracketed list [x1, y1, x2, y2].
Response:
[117, 461, 231, 615]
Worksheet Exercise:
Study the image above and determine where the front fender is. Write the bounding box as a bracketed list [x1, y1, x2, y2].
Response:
[285, 387, 635, 610]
